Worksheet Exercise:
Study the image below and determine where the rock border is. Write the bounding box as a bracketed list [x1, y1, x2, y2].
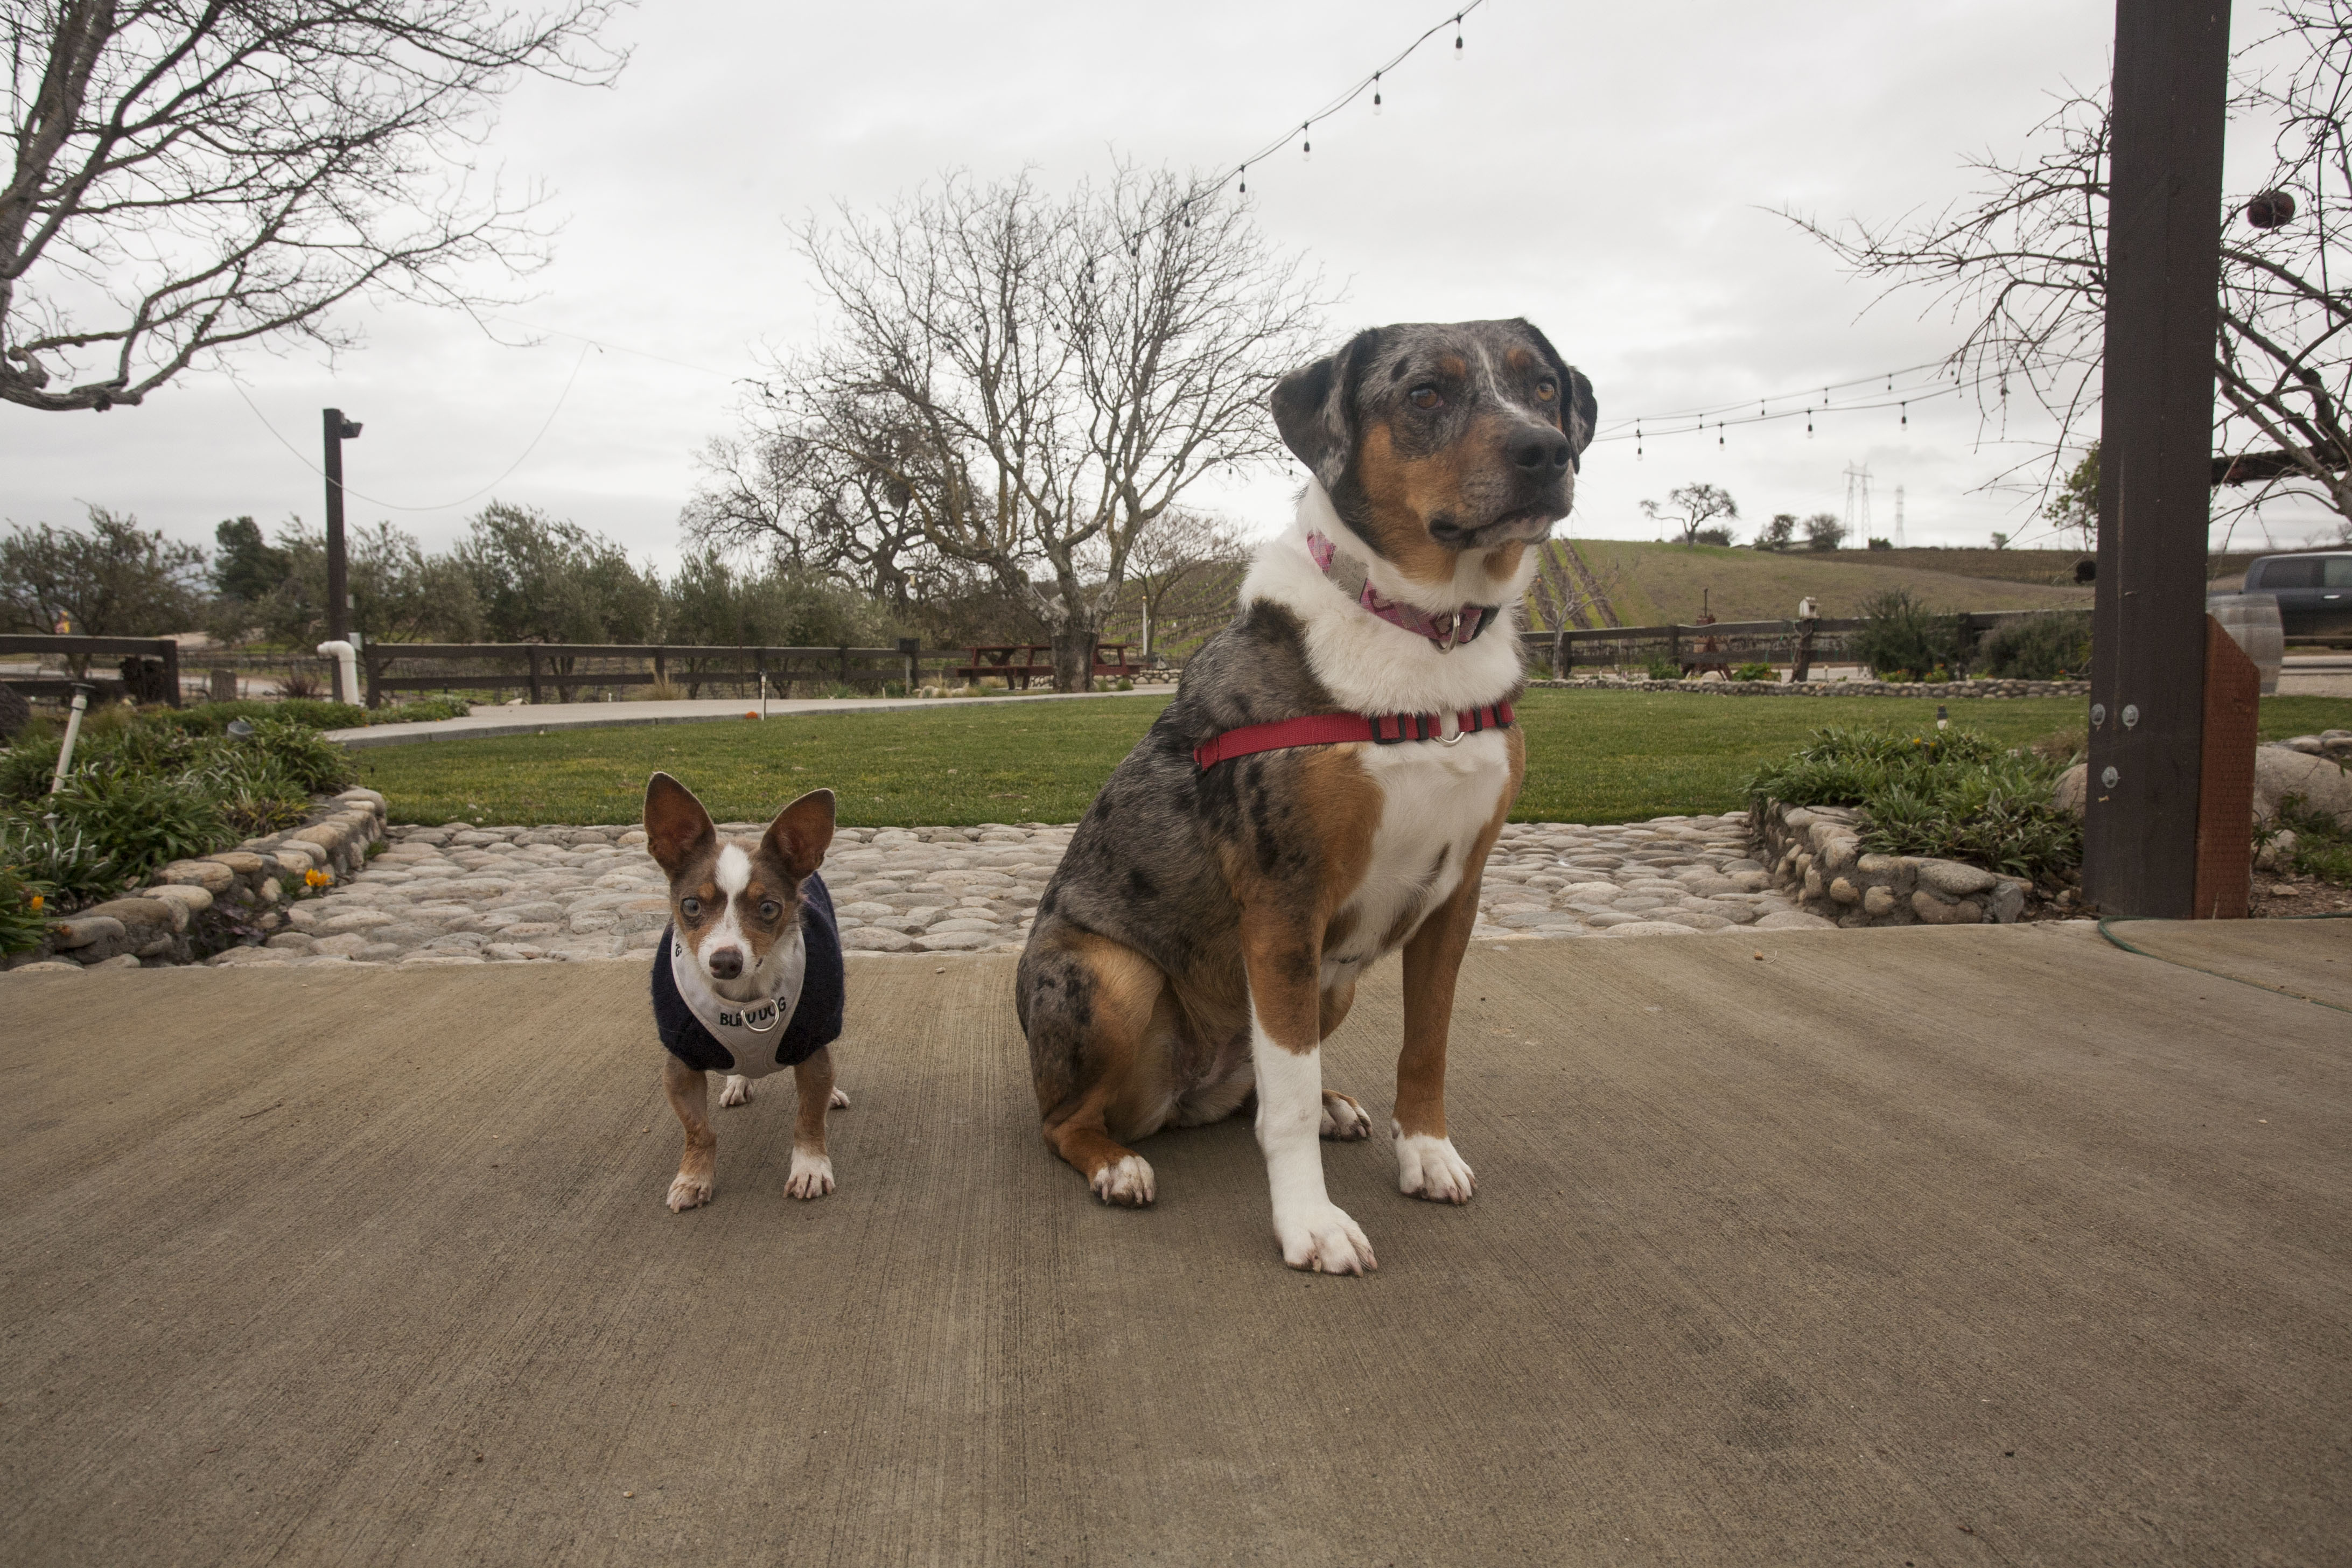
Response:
[1529, 676, 2090, 698]
[1752, 799, 2035, 928]
[4, 788, 389, 971]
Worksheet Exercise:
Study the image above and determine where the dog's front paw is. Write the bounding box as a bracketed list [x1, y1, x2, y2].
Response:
[1089, 1153, 1155, 1207]
[667, 1172, 713, 1212]
[719, 1075, 752, 1108]
[1319, 1090, 1372, 1141]
[785, 1150, 836, 1200]
[1276, 1202, 1376, 1274]
[1394, 1130, 1476, 1204]
[828, 1086, 851, 1109]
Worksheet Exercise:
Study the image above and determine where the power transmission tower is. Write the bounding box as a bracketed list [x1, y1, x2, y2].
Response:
[1843, 462, 1873, 542]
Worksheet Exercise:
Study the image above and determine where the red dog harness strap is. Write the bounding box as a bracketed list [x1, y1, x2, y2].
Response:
[1193, 702, 1515, 771]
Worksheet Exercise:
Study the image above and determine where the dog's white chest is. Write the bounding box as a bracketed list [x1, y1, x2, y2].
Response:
[1325, 731, 1511, 975]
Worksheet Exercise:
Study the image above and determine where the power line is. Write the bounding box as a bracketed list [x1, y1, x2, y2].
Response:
[1223, 2, 1488, 193]
[229, 338, 596, 514]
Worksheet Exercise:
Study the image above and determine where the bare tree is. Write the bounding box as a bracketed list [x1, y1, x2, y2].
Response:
[736, 166, 1326, 691]
[1640, 482, 1739, 547]
[3, 0, 626, 413]
[682, 396, 957, 613]
[1117, 506, 1247, 661]
[1786, 1, 2352, 540]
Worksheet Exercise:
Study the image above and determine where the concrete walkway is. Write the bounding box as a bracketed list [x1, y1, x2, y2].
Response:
[3, 921, 2346, 1565]
[328, 688, 1155, 749]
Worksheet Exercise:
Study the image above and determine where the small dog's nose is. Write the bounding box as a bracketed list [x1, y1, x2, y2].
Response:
[1507, 425, 1572, 473]
[706, 947, 744, 980]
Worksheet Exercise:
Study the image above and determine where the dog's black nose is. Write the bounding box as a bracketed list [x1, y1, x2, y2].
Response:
[1507, 425, 1572, 473]
[707, 947, 744, 980]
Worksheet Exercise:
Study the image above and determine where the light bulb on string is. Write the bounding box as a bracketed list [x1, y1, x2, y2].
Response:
[1238, 165, 1248, 195]
[1454, 13, 1465, 58]
[1301, 123, 1312, 161]
[1636, 422, 1643, 459]
[1807, 407, 1814, 436]
[1900, 402, 1908, 428]
[1373, 73, 1383, 114]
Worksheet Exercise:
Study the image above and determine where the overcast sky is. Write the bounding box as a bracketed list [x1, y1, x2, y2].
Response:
[9, 0, 2334, 570]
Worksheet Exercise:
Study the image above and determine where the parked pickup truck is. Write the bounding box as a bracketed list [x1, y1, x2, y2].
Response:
[2241, 550, 2352, 640]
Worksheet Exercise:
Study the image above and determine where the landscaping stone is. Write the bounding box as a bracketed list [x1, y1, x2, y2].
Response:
[1752, 798, 2035, 929]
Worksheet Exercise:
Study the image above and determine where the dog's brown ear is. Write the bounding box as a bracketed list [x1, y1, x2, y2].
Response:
[1515, 319, 1598, 470]
[766, 788, 836, 882]
[643, 772, 716, 876]
[1271, 327, 1382, 485]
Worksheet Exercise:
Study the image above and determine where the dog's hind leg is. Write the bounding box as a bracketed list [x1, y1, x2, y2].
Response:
[663, 1054, 717, 1212]
[1020, 931, 1169, 1208]
[785, 1047, 839, 1200]
[719, 1074, 752, 1108]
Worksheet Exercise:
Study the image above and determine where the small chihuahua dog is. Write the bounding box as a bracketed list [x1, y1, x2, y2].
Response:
[642, 772, 849, 1212]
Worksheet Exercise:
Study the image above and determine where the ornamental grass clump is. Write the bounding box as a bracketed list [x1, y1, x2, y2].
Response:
[0, 861, 54, 954]
[1748, 725, 2081, 881]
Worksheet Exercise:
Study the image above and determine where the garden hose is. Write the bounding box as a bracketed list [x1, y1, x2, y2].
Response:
[2096, 914, 2352, 1016]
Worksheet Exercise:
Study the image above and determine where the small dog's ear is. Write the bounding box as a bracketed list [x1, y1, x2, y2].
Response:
[1516, 319, 1597, 470]
[1271, 327, 1381, 484]
[643, 772, 716, 876]
[766, 788, 836, 882]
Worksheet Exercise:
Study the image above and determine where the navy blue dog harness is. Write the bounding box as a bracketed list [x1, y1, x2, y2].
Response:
[650, 873, 845, 1075]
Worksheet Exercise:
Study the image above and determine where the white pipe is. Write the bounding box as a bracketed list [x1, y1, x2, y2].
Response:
[317, 640, 358, 705]
[48, 688, 90, 796]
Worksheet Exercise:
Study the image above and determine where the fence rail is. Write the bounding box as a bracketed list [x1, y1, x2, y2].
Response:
[0, 634, 182, 705]
[1518, 612, 2043, 678]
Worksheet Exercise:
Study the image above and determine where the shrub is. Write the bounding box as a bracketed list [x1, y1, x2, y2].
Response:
[1732, 662, 1775, 682]
[0, 813, 125, 902]
[1976, 612, 2091, 680]
[0, 861, 54, 954]
[45, 772, 229, 884]
[1642, 656, 1682, 681]
[1748, 725, 2078, 880]
[145, 698, 366, 736]
[1850, 589, 1971, 681]
[2274, 794, 2352, 885]
[239, 718, 355, 793]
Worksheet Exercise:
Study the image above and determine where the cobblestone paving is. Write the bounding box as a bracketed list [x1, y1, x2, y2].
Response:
[233, 810, 1827, 969]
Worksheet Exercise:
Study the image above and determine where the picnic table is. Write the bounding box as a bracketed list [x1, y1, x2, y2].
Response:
[955, 643, 1136, 689]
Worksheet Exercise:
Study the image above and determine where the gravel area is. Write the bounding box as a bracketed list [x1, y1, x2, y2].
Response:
[214, 810, 1827, 969]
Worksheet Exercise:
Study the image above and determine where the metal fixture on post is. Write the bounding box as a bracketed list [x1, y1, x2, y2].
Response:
[322, 408, 362, 701]
[2082, 0, 2232, 919]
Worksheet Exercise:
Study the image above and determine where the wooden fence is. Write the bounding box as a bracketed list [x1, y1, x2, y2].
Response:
[357, 641, 941, 706]
[0, 634, 182, 705]
[1518, 612, 2043, 679]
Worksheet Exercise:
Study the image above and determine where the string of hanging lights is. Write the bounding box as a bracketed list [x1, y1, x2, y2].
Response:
[1598, 360, 1988, 457]
[1228, 2, 1486, 195]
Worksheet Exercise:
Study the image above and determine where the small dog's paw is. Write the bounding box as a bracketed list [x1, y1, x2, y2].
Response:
[785, 1150, 836, 1200]
[828, 1086, 851, 1109]
[719, 1075, 752, 1108]
[1276, 1202, 1376, 1274]
[1394, 1130, 1476, 1205]
[1319, 1090, 1372, 1141]
[666, 1172, 713, 1212]
[1089, 1153, 1156, 1207]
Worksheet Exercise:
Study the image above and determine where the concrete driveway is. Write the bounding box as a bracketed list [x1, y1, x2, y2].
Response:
[3, 921, 2346, 1565]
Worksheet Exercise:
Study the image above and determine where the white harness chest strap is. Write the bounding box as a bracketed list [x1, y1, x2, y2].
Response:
[669, 927, 808, 1079]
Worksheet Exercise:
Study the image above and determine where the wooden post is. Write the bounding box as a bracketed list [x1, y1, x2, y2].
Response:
[838, 645, 850, 686]
[2083, 0, 2232, 918]
[2193, 617, 2260, 918]
[363, 649, 382, 710]
[527, 646, 542, 705]
[899, 636, 920, 691]
[653, 649, 667, 690]
[159, 638, 181, 708]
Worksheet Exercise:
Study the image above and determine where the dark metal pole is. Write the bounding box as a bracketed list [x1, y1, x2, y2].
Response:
[2083, 0, 2232, 919]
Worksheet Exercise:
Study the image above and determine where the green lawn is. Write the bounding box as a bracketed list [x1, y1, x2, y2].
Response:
[354, 691, 2352, 828]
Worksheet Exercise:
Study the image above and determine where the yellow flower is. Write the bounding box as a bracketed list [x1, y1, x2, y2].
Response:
[28, 895, 43, 911]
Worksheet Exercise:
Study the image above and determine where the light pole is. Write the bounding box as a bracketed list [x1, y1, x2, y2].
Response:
[322, 408, 362, 700]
